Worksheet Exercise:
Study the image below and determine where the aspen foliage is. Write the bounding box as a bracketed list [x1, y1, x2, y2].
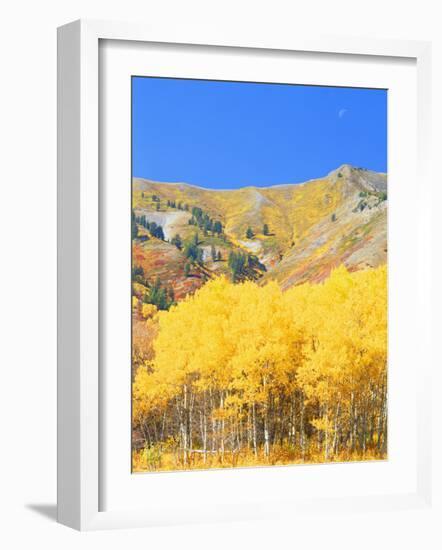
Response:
[141, 303, 158, 319]
[132, 265, 387, 471]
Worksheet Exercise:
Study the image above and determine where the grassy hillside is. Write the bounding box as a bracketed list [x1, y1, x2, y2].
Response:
[132, 164, 387, 302]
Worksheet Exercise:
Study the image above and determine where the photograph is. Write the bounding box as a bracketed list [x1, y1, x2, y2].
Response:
[2, 0, 436, 543]
[130, 76, 388, 473]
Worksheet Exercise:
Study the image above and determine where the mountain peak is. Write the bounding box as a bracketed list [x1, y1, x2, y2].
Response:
[328, 164, 357, 178]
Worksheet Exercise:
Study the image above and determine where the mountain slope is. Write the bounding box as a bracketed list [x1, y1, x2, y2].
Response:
[132, 164, 387, 297]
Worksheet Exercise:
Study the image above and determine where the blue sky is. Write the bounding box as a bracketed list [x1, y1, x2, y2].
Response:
[132, 77, 387, 189]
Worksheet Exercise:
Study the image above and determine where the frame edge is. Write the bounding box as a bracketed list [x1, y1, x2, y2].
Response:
[57, 18, 434, 530]
[57, 19, 82, 530]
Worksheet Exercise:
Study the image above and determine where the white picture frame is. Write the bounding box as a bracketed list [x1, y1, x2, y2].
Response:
[57, 19, 433, 531]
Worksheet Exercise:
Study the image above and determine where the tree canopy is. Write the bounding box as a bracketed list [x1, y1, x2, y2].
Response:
[133, 266, 387, 471]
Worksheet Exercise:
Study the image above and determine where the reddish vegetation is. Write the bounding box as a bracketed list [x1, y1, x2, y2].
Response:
[280, 238, 371, 289]
[133, 240, 205, 300]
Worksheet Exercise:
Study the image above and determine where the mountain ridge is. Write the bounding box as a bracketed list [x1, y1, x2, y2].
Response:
[132, 164, 387, 301]
[133, 164, 387, 192]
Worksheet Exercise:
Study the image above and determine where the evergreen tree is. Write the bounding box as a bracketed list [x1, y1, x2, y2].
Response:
[156, 202, 161, 211]
[197, 248, 204, 264]
[246, 227, 254, 239]
[157, 287, 168, 310]
[211, 245, 217, 261]
[217, 250, 222, 261]
[168, 286, 175, 304]
[171, 233, 182, 250]
[184, 262, 191, 277]
[132, 265, 144, 279]
[147, 278, 160, 306]
[192, 206, 203, 219]
[132, 218, 138, 240]
[155, 226, 165, 240]
[184, 242, 199, 262]
[228, 251, 247, 281]
[213, 221, 222, 235]
[147, 277, 170, 310]
[248, 254, 261, 268]
[263, 223, 270, 236]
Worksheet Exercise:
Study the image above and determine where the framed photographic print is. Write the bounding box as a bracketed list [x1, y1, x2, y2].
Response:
[130, 77, 388, 473]
[57, 20, 433, 530]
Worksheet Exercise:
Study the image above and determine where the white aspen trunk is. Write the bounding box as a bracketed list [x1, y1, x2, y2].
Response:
[290, 392, 296, 446]
[264, 415, 270, 457]
[263, 376, 270, 457]
[247, 409, 251, 451]
[317, 405, 322, 452]
[368, 388, 376, 446]
[140, 421, 150, 449]
[203, 413, 207, 464]
[161, 411, 167, 441]
[200, 409, 208, 464]
[199, 411, 203, 448]
[349, 391, 354, 450]
[377, 384, 386, 451]
[182, 385, 188, 466]
[360, 397, 367, 454]
[324, 402, 329, 462]
[189, 390, 195, 454]
[220, 391, 225, 462]
[352, 400, 358, 452]
[300, 399, 305, 459]
[237, 415, 241, 451]
[381, 404, 388, 454]
[210, 390, 216, 453]
[203, 391, 208, 464]
[332, 401, 341, 455]
[362, 413, 367, 454]
[275, 394, 283, 445]
[252, 402, 257, 457]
